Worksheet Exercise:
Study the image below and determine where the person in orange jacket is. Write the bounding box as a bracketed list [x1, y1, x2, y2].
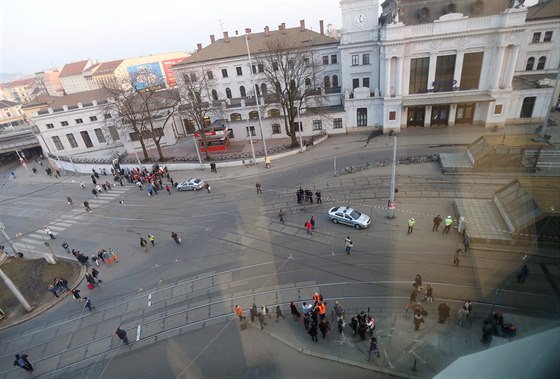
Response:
[235, 305, 245, 321]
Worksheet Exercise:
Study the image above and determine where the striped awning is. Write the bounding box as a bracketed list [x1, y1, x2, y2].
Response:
[402, 93, 495, 107]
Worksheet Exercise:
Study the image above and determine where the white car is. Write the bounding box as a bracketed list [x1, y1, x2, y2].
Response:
[328, 206, 371, 229]
[177, 178, 206, 191]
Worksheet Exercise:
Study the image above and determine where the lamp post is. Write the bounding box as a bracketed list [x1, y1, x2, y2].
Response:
[386, 136, 398, 219]
[297, 102, 304, 153]
[193, 134, 203, 168]
[246, 118, 256, 162]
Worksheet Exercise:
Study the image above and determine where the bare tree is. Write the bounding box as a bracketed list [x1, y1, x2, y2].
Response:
[254, 39, 325, 148]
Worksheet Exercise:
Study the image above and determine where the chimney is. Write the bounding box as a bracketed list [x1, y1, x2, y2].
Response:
[197, 43, 203, 51]
[210, 34, 215, 43]
[281, 22, 287, 34]
[300, 20, 305, 31]
[319, 20, 324, 35]
[245, 28, 252, 34]
[223, 31, 229, 42]
[235, 30, 238, 35]
[264, 26, 270, 36]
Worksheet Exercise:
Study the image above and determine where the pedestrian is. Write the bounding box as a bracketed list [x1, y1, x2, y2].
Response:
[256, 180, 262, 194]
[115, 327, 130, 347]
[413, 309, 424, 331]
[463, 234, 471, 252]
[92, 188, 98, 198]
[80, 180, 86, 190]
[319, 319, 330, 338]
[308, 322, 319, 342]
[44, 226, 56, 239]
[278, 209, 285, 224]
[71, 289, 82, 302]
[109, 248, 119, 263]
[432, 214, 442, 231]
[438, 302, 451, 324]
[13, 354, 33, 372]
[91, 254, 99, 266]
[250, 303, 257, 323]
[315, 190, 322, 204]
[48, 284, 59, 298]
[257, 309, 267, 330]
[84, 297, 95, 311]
[305, 220, 313, 235]
[407, 217, 416, 234]
[345, 236, 353, 255]
[101, 183, 107, 192]
[149, 234, 155, 246]
[442, 215, 453, 234]
[205, 182, 211, 193]
[424, 284, 433, 303]
[517, 264, 529, 283]
[310, 216, 316, 230]
[91, 268, 102, 285]
[84, 201, 91, 212]
[170, 177, 174, 187]
[302, 302, 312, 330]
[85, 273, 96, 288]
[316, 301, 326, 321]
[58, 277, 69, 292]
[166, 184, 171, 195]
[334, 301, 345, 320]
[102, 250, 111, 266]
[235, 305, 245, 321]
[140, 237, 148, 252]
[337, 317, 345, 336]
[275, 305, 285, 322]
[454, 249, 461, 267]
[405, 290, 418, 316]
[481, 320, 493, 344]
[210, 162, 217, 173]
[290, 301, 300, 320]
[368, 337, 380, 359]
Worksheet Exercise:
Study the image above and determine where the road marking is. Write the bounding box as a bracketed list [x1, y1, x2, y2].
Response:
[148, 294, 152, 307]
[136, 325, 142, 341]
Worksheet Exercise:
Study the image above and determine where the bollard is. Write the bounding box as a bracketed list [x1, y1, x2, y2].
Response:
[412, 358, 417, 372]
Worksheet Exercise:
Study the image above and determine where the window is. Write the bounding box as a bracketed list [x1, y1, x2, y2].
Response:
[272, 62, 278, 71]
[249, 111, 259, 120]
[353, 78, 360, 89]
[240, 86, 246, 97]
[80, 130, 94, 148]
[323, 56, 329, 65]
[331, 54, 338, 64]
[268, 109, 280, 117]
[303, 57, 310, 66]
[305, 78, 312, 87]
[52, 136, 64, 150]
[246, 126, 256, 136]
[460, 52, 483, 90]
[526, 57, 535, 71]
[532, 32, 541, 43]
[272, 123, 281, 134]
[89, 116, 97, 122]
[252, 65, 257, 74]
[211, 89, 218, 101]
[261, 83, 267, 95]
[544, 31, 553, 42]
[333, 118, 343, 129]
[230, 113, 242, 121]
[362, 54, 370, 65]
[109, 125, 120, 140]
[409, 57, 429, 94]
[236, 66, 243, 76]
[225, 88, 232, 99]
[221, 69, 228, 78]
[324, 76, 331, 88]
[46, 123, 54, 129]
[103, 113, 112, 119]
[352, 55, 359, 66]
[537, 56, 546, 70]
[94, 128, 106, 143]
[313, 120, 323, 130]
[66, 133, 78, 148]
[363, 78, 370, 88]
[207, 71, 213, 80]
[288, 59, 294, 69]
[434, 54, 456, 92]
[75, 118, 83, 124]
[332, 75, 339, 87]
[494, 104, 503, 115]
[520, 97, 536, 118]
[357, 108, 367, 126]
[61, 121, 69, 126]
[389, 111, 396, 121]
[258, 64, 264, 73]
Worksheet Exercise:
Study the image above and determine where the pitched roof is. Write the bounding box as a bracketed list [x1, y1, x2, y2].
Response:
[526, 0, 560, 21]
[182, 27, 338, 65]
[32, 88, 113, 112]
[59, 60, 91, 78]
[0, 99, 20, 107]
[2, 77, 36, 88]
[93, 60, 125, 76]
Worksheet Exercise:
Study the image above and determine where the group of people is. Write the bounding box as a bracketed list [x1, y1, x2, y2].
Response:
[296, 188, 321, 204]
[48, 277, 69, 298]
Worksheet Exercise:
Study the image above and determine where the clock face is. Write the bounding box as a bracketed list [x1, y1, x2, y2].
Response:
[354, 13, 366, 27]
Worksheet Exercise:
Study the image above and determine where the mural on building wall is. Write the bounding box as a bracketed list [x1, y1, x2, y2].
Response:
[127, 62, 165, 91]
[162, 58, 187, 87]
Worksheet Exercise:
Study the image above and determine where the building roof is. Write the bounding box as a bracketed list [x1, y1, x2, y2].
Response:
[93, 60, 125, 76]
[31, 89, 113, 112]
[1, 77, 36, 88]
[182, 26, 338, 65]
[526, 0, 560, 21]
[0, 99, 20, 107]
[59, 60, 91, 78]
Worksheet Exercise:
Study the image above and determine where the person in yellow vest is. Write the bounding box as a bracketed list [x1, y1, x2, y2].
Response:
[265, 155, 271, 168]
[442, 216, 453, 234]
[407, 218, 416, 234]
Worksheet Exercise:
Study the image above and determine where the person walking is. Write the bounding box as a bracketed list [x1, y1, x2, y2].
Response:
[210, 162, 217, 173]
[413, 309, 424, 331]
[149, 234, 155, 246]
[345, 236, 353, 255]
[48, 284, 59, 298]
[91, 268, 102, 285]
[463, 234, 471, 252]
[115, 327, 130, 347]
[84, 297, 95, 311]
[438, 302, 451, 324]
[84, 201, 91, 212]
[319, 319, 330, 338]
[290, 301, 300, 320]
[275, 305, 285, 322]
[334, 301, 345, 320]
[80, 180, 86, 190]
[424, 284, 434, 303]
[432, 214, 442, 231]
[256, 180, 262, 194]
[310, 216, 316, 230]
[140, 237, 148, 252]
[45, 226, 55, 239]
[166, 184, 171, 195]
[109, 248, 119, 263]
[517, 264, 529, 283]
[278, 209, 285, 224]
[257, 309, 267, 330]
[315, 190, 322, 204]
[442, 216, 453, 234]
[454, 249, 461, 267]
[71, 289, 82, 302]
[235, 305, 245, 321]
[308, 322, 319, 342]
[13, 354, 33, 372]
[407, 218, 416, 234]
[92, 188, 98, 198]
[368, 337, 380, 359]
[305, 220, 313, 235]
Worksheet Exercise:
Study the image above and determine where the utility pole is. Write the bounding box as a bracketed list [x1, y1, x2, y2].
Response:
[0, 269, 33, 312]
[387, 136, 397, 219]
[245, 34, 268, 157]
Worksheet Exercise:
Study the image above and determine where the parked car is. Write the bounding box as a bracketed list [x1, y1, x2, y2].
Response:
[177, 178, 206, 191]
[327, 206, 371, 229]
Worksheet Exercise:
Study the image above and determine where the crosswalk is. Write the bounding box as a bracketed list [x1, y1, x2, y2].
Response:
[12, 186, 130, 258]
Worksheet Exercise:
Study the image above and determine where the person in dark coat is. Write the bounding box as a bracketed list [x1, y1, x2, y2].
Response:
[115, 327, 129, 345]
[290, 301, 300, 320]
[308, 322, 319, 342]
[319, 319, 330, 338]
[13, 354, 33, 372]
[438, 302, 451, 324]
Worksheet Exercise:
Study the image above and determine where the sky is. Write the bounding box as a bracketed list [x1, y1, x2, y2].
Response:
[0, 0, 342, 76]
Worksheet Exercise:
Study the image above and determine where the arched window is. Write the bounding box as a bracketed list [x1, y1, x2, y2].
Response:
[324, 76, 331, 88]
[332, 75, 339, 87]
[261, 83, 267, 95]
[305, 78, 312, 88]
[230, 113, 242, 121]
[225, 87, 232, 99]
[275, 82, 282, 94]
[537, 56, 546, 70]
[211, 89, 218, 101]
[525, 57, 535, 71]
[289, 80, 296, 92]
[255, 84, 260, 97]
[239, 86, 246, 97]
[249, 111, 259, 120]
[268, 109, 280, 118]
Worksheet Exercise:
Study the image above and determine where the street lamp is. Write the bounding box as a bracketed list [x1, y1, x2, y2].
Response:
[297, 101, 304, 153]
[386, 136, 398, 219]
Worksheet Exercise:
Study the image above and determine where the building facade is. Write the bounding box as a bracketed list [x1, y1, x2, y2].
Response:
[0, 99, 27, 131]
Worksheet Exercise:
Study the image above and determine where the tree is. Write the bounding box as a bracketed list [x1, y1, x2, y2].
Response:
[177, 68, 218, 161]
[253, 39, 325, 148]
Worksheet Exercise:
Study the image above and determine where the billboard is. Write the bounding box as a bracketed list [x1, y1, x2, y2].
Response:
[162, 57, 187, 88]
[127, 62, 165, 91]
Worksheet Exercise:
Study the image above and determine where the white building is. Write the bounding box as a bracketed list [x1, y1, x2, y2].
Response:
[58, 60, 99, 95]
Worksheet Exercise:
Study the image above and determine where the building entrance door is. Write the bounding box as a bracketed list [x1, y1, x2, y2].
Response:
[431, 105, 450, 126]
[407, 107, 425, 127]
[456, 103, 475, 125]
